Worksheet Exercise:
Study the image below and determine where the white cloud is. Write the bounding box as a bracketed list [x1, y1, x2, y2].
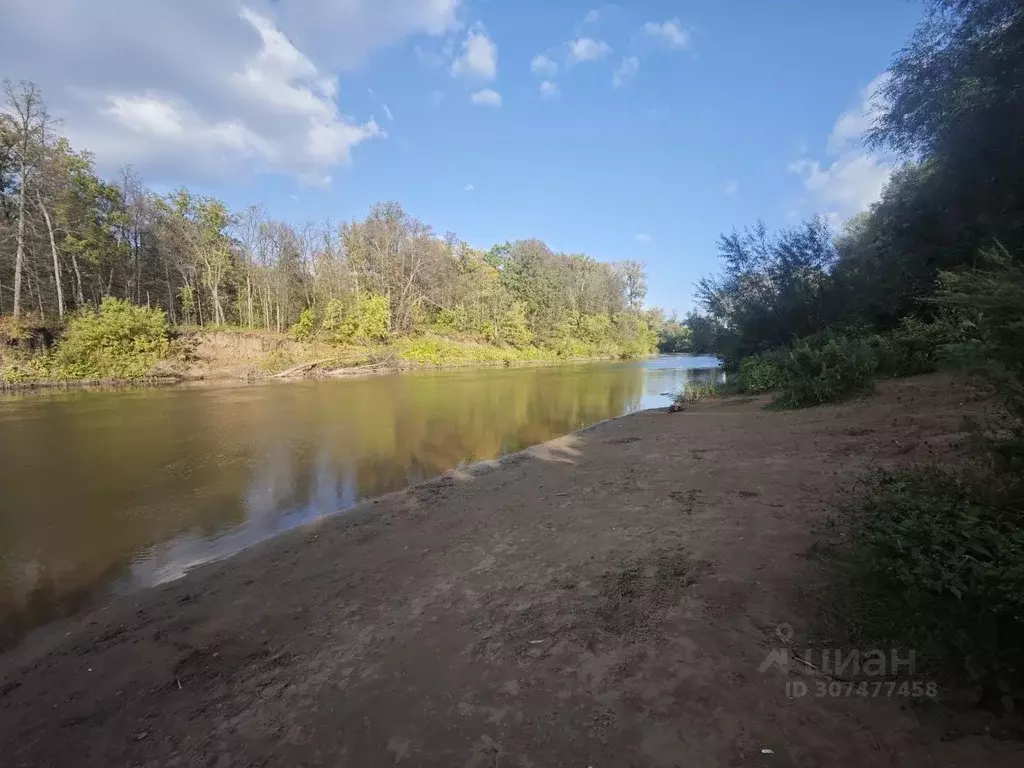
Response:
[788, 155, 892, 217]
[464, 183, 475, 192]
[539, 81, 560, 100]
[612, 56, 639, 88]
[470, 89, 501, 107]
[788, 73, 895, 220]
[828, 73, 890, 155]
[0, 1, 458, 184]
[723, 180, 739, 196]
[644, 19, 690, 49]
[530, 54, 558, 77]
[382, 104, 394, 121]
[568, 38, 612, 63]
[452, 28, 498, 81]
[634, 233, 652, 244]
[584, 9, 601, 24]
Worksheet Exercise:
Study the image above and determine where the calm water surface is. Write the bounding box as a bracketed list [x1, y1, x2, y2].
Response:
[0, 354, 720, 643]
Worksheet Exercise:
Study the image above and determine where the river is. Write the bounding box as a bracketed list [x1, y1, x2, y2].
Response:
[0, 354, 720, 645]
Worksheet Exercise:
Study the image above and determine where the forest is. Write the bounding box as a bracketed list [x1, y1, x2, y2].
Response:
[0, 86, 666, 377]
[682, 0, 1024, 712]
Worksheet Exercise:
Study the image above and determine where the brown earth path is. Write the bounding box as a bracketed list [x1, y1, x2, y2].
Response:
[1, 374, 1020, 767]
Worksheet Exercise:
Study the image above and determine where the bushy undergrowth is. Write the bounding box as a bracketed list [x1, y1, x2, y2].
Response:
[50, 298, 170, 379]
[395, 336, 552, 366]
[734, 353, 786, 394]
[2, 299, 170, 382]
[838, 467, 1024, 708]
[772, 332, 877, 408]
[835, 251, 1024, 711]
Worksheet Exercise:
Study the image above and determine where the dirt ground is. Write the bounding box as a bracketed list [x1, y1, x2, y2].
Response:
[1, 374, 1021, 767]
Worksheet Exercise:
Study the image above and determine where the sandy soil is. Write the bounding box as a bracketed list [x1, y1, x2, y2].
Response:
[1, 374, 1020, 767]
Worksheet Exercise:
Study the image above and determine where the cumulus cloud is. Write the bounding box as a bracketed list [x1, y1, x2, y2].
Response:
[539, 81, 560, 100]
[568, 38, 612, 63]
[451, 28, 498, 81]
[827, 73, 890, 155]
[788, 73, 895, 219]
[530, 54, 558, 77]
[0, 0, 459, 184]
[469, 89, 501, 107]
[612, 56, 639, 88]
[644, 19, 690, 49]
[584, 9, 601, 24]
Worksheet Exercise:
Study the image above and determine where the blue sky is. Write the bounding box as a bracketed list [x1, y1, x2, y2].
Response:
[2, 0, 923, 315]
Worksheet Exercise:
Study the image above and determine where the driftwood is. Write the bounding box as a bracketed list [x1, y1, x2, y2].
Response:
[271, 358, 342, 379]
[272, 353, 396, 380]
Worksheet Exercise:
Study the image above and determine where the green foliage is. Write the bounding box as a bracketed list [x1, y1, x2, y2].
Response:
[354, 294, 391, 342]
[319, 299, 349, 342]
[931, 247, 1024, 470]
[657, 321, 692, 353]
[694, 219, 837, 367]
[871, 316, 958, 378]
[395, 336, 549, 366]
[836, 251, 1024, 708]
[433, 304, 470, 334]
[49, 297, 170, 379]
[734, 353, 786, 394]
[838, 468, 1024, 706]
[496, 302, 533, 348]
[773, 333, 877, 408]
[290, 308, 318, 341]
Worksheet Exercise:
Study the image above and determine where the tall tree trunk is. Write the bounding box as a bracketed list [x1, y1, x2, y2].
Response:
[246, 275, 253, 328]
[162, 253, 176, 324]
[69, 250, 85, 307]
[36, 191, 64, 319]
[13, 161, 27, 317]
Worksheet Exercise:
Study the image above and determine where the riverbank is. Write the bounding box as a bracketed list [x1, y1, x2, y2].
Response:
[1, 326, 651, 392]
[1, 374, 1019, 767]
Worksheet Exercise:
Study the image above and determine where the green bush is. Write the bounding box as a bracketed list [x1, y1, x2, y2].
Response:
[735, 353, 785, 394]
[838, 468, 1024, 706]
[496, 302, 533, 348]
[50, 297, 170, 379]
[872, 316, 957, 378]
[290, 308, 318, 341]
[353, 294, 390, 342]
[773, 333, 877, 408]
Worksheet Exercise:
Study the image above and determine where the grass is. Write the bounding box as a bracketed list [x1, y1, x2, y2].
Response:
[674, 381, 722, 404]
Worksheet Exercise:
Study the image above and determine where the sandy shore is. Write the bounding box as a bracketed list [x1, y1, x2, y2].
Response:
[1, 374, 1020, 767]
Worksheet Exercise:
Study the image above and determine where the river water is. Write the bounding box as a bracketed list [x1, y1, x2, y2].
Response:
[0, 354, 720, 644]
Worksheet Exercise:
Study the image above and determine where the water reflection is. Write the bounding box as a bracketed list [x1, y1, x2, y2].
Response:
[0, 355, 720, 645]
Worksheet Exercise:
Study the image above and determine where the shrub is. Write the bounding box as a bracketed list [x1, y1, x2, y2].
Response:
[351, 294, 390, 342]
[290, 308, 318, 341]
[50, 297, 170, 379]
[433, 305, 470, 334]
[496, 302, 533, 348]
[735, 353, 785, 394]
[837, 468, 1024, 707]
[872, 316, 957, 378]
[773, 333, 877, 408]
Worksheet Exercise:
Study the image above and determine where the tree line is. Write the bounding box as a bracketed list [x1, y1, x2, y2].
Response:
[0, 80, 664, 357]
[686, 0, 1023, 367]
